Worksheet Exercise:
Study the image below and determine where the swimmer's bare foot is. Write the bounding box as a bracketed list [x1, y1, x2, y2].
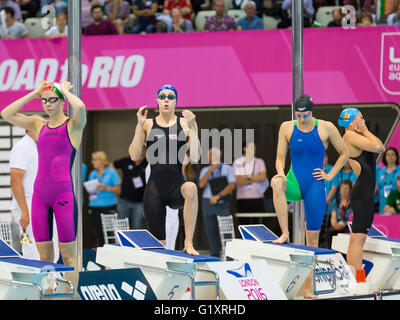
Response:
[272, 232, 290, 244]
[303, 289, 318, 299]
[183, 242, 200, 256]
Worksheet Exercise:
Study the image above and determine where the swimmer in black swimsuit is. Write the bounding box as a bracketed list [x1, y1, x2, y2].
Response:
[129, 85, 201, 255]
[338, 107, 385, 273]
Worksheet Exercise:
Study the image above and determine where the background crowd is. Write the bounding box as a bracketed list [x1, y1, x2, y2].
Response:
[0, 0, 399, 39]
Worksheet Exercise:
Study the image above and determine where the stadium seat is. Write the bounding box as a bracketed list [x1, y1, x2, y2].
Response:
[263, 16, 280, 29]
[24, 18, 46, 38]
[315, 6, 339, 27]
[228, 9, 246, 22]
[194, 10, 215, 31]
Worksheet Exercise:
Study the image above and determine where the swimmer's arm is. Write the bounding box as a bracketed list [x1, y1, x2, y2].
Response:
[62, 89, 87, 130]
[0, 91, 44, 132]
[275, 122, 290, 176]
[130, 107, 149, 161]
[182, 111, 201, 163]
[325, 122, 349, 181]
[326, 185, 337, 204]
[344, 130, 385, 154]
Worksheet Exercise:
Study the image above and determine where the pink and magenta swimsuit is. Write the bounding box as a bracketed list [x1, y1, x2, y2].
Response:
[31, 119, 77, 243]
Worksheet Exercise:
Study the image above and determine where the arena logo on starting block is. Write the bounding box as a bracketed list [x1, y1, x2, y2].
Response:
[380, 32, 400, 95]
[77, 268, 156, 300]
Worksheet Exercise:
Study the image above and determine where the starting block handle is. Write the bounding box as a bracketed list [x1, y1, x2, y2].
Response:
[196, 268, 220, 300]
[124, 262, 196, 300]
[313, 259, 337, 295]
[0, 277, 42, 300]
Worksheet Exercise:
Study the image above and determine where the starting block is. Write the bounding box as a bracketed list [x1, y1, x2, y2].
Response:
[0, 238, 74, 300]
[96, 229, 220, 300]
[226, 225, 355, 299]
[332, 224, 400, 292]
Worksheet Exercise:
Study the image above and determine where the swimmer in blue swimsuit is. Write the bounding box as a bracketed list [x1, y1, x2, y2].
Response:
[271, 94, 349, 297]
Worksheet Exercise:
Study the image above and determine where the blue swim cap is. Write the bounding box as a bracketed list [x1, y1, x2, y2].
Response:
[338, 107, 360, 128]
[157, 84, 178, 100]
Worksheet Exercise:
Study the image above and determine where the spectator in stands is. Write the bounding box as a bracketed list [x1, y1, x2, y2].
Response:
[377, 147, 400, 213]
[168, 7, 194, 32]
[40, 0, 68, 15]
[344, 0, 373, 14]
[83, 4, 119, 35]
[44, 11, 68, 38]
[278, 0, 314, 28]
[232, 0, 261, 11]
[132, 0, 157, 34]
[237, 1, 264, 30]
[357, 11, 376, 25]
[384, 176, 400, 214]
[233, 142, 268, 219]
[204, 0, 237, 31]
[1, 6, 28, 38]
[387, 2, 400, 25]
[0, 0, 22, 20]
[199, 147, 236, 257]
[87, 151, 121, 248]
[15, 0, 38, 18]
[329, 161, 357, 208]
[82, 0, 101, 28]
[258, 0, 285, 20]
[327, 8, 344, 27]
[163, 0, 193, 21]
[106, 0, 131, 34]
[112, 150, 147, 229]
[325, 180, 353, 249]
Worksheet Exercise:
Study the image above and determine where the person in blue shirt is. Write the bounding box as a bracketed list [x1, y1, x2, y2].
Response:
[278, 0, 314, 28]
[87, 151, 121, 247]
[376, 147, 400, 213]
[199, 148, 236, 257]
[329, 161, 357, 209]
[237, 1, 264, 30]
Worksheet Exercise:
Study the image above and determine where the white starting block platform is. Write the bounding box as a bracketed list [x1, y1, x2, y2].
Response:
[96, 229, 221, 300]
[0, 238, 74, 300]
[332, 224, 400, 293]
[226, 225, 357, 299]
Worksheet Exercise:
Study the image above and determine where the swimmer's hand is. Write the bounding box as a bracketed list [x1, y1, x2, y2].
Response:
[312, 168, 330, 181]
[60, 80, 73, 94]
[273, 173, 287, 182]
[182, 109, 196, 129]
[34, 80, 48, 98]
[137, 106, 148, 125]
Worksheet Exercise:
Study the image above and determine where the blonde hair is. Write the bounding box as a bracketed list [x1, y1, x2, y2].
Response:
[91, 151, 109, 166]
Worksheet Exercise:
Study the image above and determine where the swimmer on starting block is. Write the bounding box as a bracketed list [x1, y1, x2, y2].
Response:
[270, 94, 349, 298]
[338, 108, 385, 275]
[129, 84, 201, 256]
[1, 80, 86, 295]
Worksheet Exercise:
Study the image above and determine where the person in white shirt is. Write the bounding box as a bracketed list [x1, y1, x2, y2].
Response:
[233, 142, 268, 214]
[9, 129, 59, 261]
[44, 11, 68, 38]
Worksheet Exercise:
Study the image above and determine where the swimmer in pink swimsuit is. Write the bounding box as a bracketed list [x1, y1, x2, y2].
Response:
[1, 80, 86, 296]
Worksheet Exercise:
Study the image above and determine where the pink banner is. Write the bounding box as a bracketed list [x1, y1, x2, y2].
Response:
[0, 26, 399, 112]
[350, 214, 400, 239]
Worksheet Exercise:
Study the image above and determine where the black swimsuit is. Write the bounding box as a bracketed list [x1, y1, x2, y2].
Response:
[143, 118, 188, 240]
[350, 150, 377, 234]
